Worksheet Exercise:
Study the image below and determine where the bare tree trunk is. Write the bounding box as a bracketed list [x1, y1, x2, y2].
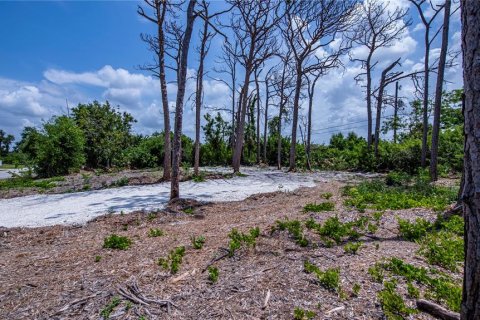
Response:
[277, 102, 283, 170]
[232, 65, 253, 173]
[289, 70, 302, 171]
[255, 71, 261, 164]
[421, 27, 431, 168]
[460, 1, 480, 316]
[430, 0, 451, 182]
[374, 59, 400, 157]
[263, 78, 270, 163]
[306, 91, 313, 171]
[366, 55, 374, 148]
[194, 10, 209, 176]
[461, 0, 480, 318]
[170, 0, 196, 200]
[393, 81, 399, 144]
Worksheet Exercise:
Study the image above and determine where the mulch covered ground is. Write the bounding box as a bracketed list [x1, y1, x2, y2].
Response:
[0, 180, 455, 319]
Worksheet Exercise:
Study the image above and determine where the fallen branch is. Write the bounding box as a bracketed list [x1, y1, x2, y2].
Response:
[54, 292, 101, 315]
[416, 299, 460, 320]
[117, 280, 179, 314]
[262, 289, 271, 309]
[202, 247, 230, 272]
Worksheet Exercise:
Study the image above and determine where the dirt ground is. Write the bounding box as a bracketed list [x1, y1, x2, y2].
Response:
[0, 180, 458, 319]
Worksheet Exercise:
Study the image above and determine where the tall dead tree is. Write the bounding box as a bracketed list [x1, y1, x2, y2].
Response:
[282, 0, 354, 171]
[170, 0, 197, 200]
[138, 0, 173, 180]
[393, 81, 400, 144]
[409, 0, 444, 167]
[305, 71, 321, 170]
[348, 0, 409, 149]
[254, 67, 262, 164]
[460, 0, 480, 318]
[429, 0, 451, 181]
[213, 41, 239, 148]
[263, 66, 275, 163]
[228, 0, 281, 173]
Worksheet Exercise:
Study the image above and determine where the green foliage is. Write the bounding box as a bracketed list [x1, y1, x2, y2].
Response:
[385, 171, 411, 186]
[418, 231, 464, 272]
[397, 218, 432, 241]
[227, 227, 260, 257]
[382, 257, 462, 312]
[406, 282, 420, 299]
[200, 113, 232, 166]
[72, 101, 135, 168]
[293, 307, 316, 320]
[0, 129, 15, 157]
[321, 192, 333, 200]
[0, 175, 64, 190]
[343, 178, 457, 211]
[192, 172, 206, 182]
[207, 266, 219, 283]
[377, 280, 417, 319]
[191, 235, 206, 249]
[304, 261, 340, 291]
[158, 246, 186, 274]
[352, 283, 361, 296]
[147, 228, 164, 237]
[303, 202, 335, 212]
[274, 219, 309, 247]
[103, 234, 132, 250]
[344, 242, 362, 254]
[183, 207, 194, 215]
[35, 116, 86, 177]
[95, 255, 102, 263]
[110, 177, 129, 187]
[100, 296, 121, 319]
[368, 263, 385, 283]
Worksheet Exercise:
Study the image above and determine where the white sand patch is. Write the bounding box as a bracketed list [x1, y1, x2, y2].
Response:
[0, 167, 373, 228]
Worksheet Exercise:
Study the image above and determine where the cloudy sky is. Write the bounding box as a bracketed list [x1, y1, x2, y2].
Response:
[0, 0, 462, 144]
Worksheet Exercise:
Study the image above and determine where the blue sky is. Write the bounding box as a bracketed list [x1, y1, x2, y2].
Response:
[0, 0, 462, 144]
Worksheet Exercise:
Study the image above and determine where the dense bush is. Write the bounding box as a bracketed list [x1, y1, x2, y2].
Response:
[36, 116, 85, 177]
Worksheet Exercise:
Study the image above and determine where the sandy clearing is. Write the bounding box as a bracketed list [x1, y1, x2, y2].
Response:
[0, 168, 374, 228]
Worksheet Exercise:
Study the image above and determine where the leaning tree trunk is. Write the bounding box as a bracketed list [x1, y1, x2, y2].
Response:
[430, 0, 451, 182]
[170, 0, 196, 200]
[460, 0, 480, 318]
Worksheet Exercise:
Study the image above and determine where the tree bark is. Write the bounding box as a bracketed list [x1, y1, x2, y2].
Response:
[170, 0, 196, 200]
[460, 0, 480, 318]
[289, 69, 302, 171]
[194, 9, 209, 176]
[421, 27, 431, 168]
[366, 52, 374, 148]
[393, 81, 399, 144]
[154, 0, 171, 181]
[263, 78, 270, 163]
[430, 0, 451, 181]
[255, 71, 261, 164]
[374, 59, 400, 157]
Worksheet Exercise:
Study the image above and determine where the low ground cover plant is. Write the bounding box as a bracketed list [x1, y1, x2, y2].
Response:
[191, 235, 206, 249]
[303, 201, 335, 212]
[304, 261, 340, 292]
[228, 227, 260, 257]
[147, 228, 164, 237]
[158, 246, 186, 274]
[273, 219, 309, 247]
[103, 234, 132, 250]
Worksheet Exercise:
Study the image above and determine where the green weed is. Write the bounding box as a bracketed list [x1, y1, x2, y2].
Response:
[397, 217, 432, 241]
[304, 261, 340, 291]
[158, 246, 186, 274]
[227, 227, 260, 257]
[274, 219, 309, 247]
[207, 266, 219, 283]
[377, 280, 417, 319]
[293, 307, 316, 320]
[321, 192, 333, 200]
[103, 234, 132, 250]
[344, 242, 362, 254]
[418, 231, 464, 272]
[100, 296, 121, 319]
[191, 235, 206, 249]
[303, 202, 335, 212]
[148, 228, 164, 237]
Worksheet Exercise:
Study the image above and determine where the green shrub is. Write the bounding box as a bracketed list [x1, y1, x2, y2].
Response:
[158, 246, 186, 274]
[344, 242, 362, 254]
[385, 171, 411, 186]
[228, 227, 260, 257]
[406, 282, 420, 299]
[293, 307, 316, 320]
[207, 266, 219, 283]
[184, 207, 194, 214]
[103, 234, 132, 250]
[418, 231, 464, 272]
[192, 172, 206, 182]
[303, 202, 335, 212]
[378, 280, 417, 319]
[191, 235, 206, 249]
[398, 218, 432, 241]
[35, 116, 85, 177]
[368, 263, 385, 283]
[274, 219, 309, 247]
[352, 283, 361, 296]
[95, 255, 102, 262]
[148, 228, 164, 237]
[0, 175, 65, 190]
[321, 192, 333, 200]
[304, 261, 340, 291]
[100, 296, 121, 319]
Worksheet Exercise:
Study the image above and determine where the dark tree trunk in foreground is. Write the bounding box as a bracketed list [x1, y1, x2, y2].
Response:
[171, 0, 196, 200]
[460, 0, 480, 318]
[430, 0, 451, 181]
